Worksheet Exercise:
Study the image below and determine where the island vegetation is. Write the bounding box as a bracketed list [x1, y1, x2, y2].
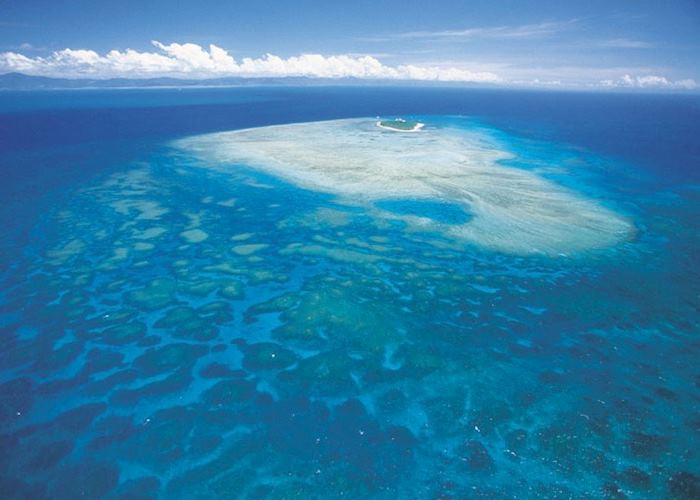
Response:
[376, 118, 424, 132]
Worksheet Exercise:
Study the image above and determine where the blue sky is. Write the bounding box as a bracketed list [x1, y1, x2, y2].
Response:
[1, 0, 698, 89]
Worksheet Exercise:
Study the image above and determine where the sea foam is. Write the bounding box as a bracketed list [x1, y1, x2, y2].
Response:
[175, 118, 633, 255]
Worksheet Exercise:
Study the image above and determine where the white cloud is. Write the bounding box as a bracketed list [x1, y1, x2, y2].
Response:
[360, 20, 578, 42]
[0, 40, 501, 83]
[510, 78, 563, 87]
[600, 74, 698, 90]
[0, 41, 696, 91]
[595, 38, 653, 49]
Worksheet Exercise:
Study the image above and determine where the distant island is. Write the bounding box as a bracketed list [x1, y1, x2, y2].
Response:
[376, 118, 425, 132]
[0, 72, 490, 91]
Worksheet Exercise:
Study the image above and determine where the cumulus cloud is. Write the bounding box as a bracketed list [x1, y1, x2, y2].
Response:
[0, 40, 501, 83]
[1, 41, 696, 90]
[600, 74, 697, 90]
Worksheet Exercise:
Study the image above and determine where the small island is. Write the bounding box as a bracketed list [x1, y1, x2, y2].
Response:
[376, 117, 424, 132]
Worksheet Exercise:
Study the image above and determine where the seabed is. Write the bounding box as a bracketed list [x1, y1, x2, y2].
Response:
[1, 115, 697, 498]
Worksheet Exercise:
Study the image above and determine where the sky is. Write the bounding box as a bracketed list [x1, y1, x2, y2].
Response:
[0, 0, 698, 90]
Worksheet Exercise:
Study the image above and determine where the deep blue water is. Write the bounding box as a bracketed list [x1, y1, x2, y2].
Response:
[0, 86, 699, 498]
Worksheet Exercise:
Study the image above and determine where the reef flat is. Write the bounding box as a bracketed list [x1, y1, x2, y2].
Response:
[176, 118, 633, 256]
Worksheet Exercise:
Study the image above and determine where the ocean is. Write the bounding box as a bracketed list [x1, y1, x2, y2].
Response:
[0, 86, 698, 498]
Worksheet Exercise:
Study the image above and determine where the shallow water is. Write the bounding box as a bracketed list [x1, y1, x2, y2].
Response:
[375, 199, 471, 225]
[0, 87, 699, 499]
[176, 117, 632, 255]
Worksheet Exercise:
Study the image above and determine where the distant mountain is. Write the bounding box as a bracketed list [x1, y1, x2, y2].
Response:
[0, 72, 446, 90]
[0, 72, 308, 89]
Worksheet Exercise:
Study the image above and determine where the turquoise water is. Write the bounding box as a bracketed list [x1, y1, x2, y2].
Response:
[374, 200, 471, 225]
[0, 88, 699, 498]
